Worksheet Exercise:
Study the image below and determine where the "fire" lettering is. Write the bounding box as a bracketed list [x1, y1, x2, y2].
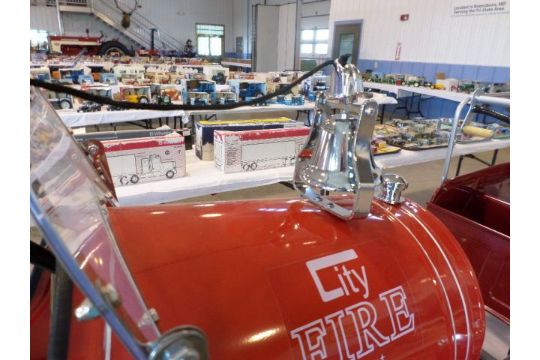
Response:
[290, 285, 415, 360]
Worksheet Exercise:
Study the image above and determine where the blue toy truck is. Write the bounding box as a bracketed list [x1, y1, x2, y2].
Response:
[182, 79, 216, 104]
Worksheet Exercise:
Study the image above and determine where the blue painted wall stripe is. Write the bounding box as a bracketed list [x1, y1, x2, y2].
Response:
[357, 58, 509, 83]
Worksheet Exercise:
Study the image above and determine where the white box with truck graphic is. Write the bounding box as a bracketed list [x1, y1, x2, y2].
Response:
[214, 127, 310, 173]
[102, 133, 186, 187]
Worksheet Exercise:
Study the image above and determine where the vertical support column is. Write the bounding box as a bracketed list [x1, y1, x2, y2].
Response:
[55, 0, 64, 35]
[293, 0, 303, 70]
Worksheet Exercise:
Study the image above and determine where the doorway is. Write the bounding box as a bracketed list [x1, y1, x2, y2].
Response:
[332, 22, 362, 64]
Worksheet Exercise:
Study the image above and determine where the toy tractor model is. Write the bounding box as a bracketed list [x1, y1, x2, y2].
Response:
[48, 34, 132, 56]
[154, 94, 171, 105]
[30, 60, 486, 359]
[77, 101, 102, 112]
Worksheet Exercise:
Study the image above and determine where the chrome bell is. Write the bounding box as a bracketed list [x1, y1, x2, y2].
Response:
[294, 58, 380, 220]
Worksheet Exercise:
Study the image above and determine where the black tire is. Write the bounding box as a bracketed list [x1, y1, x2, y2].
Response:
[119, 176, 129, 185]
[98, 40, 132, 56]
[130, 175, 140, 184]
[138, 96, 149, 104]
[59, 99, 72, 109]
[253, 91, 265, 106]
[165, 170, 175, 179]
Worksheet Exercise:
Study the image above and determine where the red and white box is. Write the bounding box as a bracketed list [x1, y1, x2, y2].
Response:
[214, 127, 310, 173]
[102, 133, 186, 187]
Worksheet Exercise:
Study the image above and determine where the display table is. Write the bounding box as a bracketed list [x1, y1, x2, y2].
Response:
[375, 139, 509, 169]
[116, 138, 509, 206]
[56, 94, 397, 128]
[364, 82, 470, 102]
[221, 60, 252, 69]
[184, 94, 397, 121]
[364, 82, 510, 106]
[184, 103, 317, 121]
[116, 150, 296, 206]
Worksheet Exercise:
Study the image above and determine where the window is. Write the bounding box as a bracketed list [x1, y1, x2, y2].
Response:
[196, 24, 224, 57]
[30, 29, 49, 52]
[300, 28, 329, 57]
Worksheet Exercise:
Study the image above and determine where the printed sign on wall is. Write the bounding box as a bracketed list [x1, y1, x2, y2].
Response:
[452, 1, 509, 17]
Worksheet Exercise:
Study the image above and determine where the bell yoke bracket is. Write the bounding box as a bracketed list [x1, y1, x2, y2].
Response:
[293, 58, 381, 220]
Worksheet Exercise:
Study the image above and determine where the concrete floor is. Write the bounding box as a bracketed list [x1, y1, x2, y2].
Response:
[172, 148, 510, 207]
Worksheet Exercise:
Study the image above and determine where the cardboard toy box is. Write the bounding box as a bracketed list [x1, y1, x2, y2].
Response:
[195, 117, 300, 161]
[214, 127, 310, 173]
[102, 133, 186, 187]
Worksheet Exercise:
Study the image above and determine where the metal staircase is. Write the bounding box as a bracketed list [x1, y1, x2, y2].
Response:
[54, 0, 183, 51]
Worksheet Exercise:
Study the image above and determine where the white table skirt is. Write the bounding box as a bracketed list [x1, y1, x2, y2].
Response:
[116, 138, 509, 206]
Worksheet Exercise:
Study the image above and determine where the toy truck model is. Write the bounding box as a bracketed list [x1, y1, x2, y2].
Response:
[181, 79, 216, 103]
[77, 74, 94, 85]
[229, 79, 267, 104]
[302, 74, 329, 101]
[99, 73, 117, 85]
[145, 67, 172, 84]
[160, 84, 182, 102]
[404, 75, 425, 87]
[214, 127, 310, 173]
[113, 64, 146, 83]
[150, 84, 181, 104]
[30, 66, 51, 81]
[187, 91, 210, 105]
[43, 88, 74, 110]
[291, 94, 305, 105]
[102, 134, 186, 186]
[488, 82, 510, 93]
[114, 85, 151, 103]
[86, 64, 106, 82]
[215, 91, 237, 104]
[202, 65, 229, 85]
[77, 85, 111, 112]
[58, 67, 89, 84]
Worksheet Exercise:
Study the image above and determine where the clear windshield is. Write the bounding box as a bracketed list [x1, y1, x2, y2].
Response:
[30, 87, 160, 342]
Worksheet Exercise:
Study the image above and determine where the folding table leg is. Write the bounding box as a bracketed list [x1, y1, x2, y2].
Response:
[491, 149, 499, 165]
[455, 155, 465, 177]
